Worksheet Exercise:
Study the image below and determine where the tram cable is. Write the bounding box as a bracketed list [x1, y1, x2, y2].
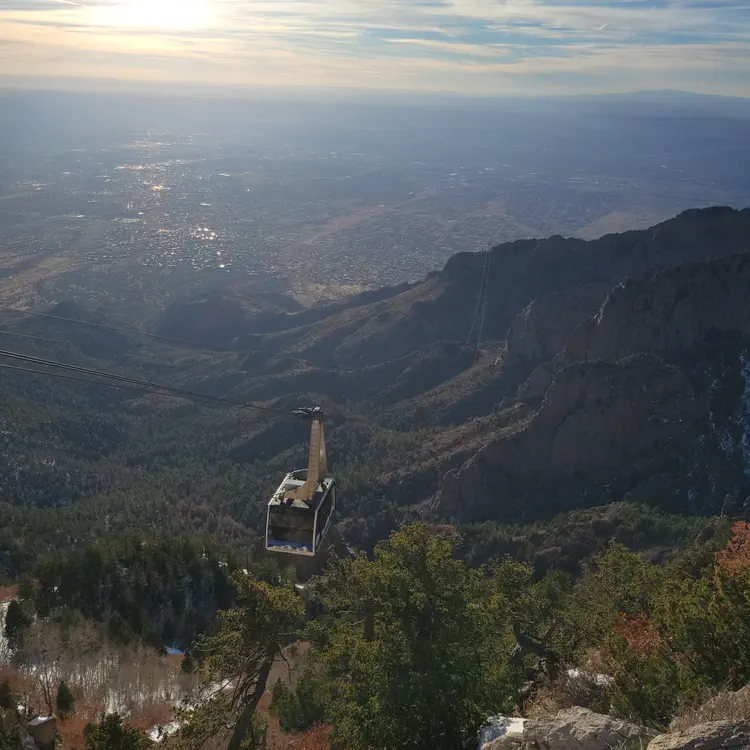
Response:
[0, 304, 226, 351]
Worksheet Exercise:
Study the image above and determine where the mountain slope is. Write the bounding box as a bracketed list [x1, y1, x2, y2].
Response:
[155, 207, 750, 374]
[435, 252, 750, 524]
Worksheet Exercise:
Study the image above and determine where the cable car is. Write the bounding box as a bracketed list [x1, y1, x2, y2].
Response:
[265, 406, 336, 557]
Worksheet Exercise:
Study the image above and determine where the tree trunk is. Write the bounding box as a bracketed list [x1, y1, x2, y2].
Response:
[226, 647, 277, 750]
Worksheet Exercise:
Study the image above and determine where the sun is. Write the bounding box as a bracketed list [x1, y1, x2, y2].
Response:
[97, 0, 213, 30]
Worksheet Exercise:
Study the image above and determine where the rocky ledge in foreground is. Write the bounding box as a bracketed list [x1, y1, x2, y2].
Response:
[484, 707, 750, 750]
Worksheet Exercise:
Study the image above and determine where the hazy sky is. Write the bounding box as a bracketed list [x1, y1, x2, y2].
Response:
[0, 0, 749, 96]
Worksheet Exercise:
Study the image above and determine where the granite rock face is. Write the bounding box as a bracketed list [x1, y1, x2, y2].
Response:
[437, 252, 750, 524]
[648, 722, 750, 750]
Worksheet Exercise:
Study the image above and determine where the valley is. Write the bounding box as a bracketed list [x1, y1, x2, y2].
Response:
[2, 90, 750, 750]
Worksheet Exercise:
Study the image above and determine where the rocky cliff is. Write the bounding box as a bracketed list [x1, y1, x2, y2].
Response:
[435, 251, 750, 524]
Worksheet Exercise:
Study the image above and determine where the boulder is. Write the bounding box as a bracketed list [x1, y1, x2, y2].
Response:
[648, 721, 750, 749]
[524, 707, 657, 750]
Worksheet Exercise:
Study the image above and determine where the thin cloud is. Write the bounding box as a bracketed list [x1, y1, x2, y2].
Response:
[0, 0, 749, 95]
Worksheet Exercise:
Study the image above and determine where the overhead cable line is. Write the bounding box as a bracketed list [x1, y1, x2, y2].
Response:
[465, 246, 491, 348]
[474, 246, 492, 365]
[0, 358, 366, 426]
[0, 305, 226, 351]
[0, 362, 184, 401]
[0, 348, 286, 415]
[0, 329, 69, 345]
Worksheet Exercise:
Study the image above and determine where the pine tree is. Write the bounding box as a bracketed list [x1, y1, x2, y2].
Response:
[84, 714, 152, 749]
[3, 600, 31, 650]
[180, 652, 194, 674]
[56, 681, 75, 717]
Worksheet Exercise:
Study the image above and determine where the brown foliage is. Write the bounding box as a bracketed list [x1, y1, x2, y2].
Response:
[266, 719, 333, 750]
[612, 613, 662, 655]
[715, 521, 750, 576]
[0, 586, 18, 603]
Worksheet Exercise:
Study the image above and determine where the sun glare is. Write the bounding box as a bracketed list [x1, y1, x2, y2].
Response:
[96, 0, 213, 30]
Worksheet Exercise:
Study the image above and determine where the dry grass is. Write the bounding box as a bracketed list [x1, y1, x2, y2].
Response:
[524, 680, 578, 720]
[0, 585, 18, 603]
[670, 685, 750, 732]
[266, 720, 333, 750]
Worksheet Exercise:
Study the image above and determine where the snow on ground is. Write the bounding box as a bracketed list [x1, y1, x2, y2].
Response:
[566, 667, 613, 687]
[0, 600, 11, 657]
[148, 721, 182, 743]
[479, 715, 527, 748]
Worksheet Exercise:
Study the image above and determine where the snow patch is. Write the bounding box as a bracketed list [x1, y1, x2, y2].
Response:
[566, 668, 613, 687]
[0, 601, 10, 655]
[166, 647, 184, 656]
[718, 427, 734, 457]
[479, 716, 526, 748]
[148, 720, 182, 743]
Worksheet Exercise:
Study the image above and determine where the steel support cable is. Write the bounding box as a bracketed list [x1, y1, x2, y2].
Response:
[0, 362, 185, 400]
[465, 248, 490, 347]
[0, 329, 69, 345]
[0, 348, 286, 415]
[0, 304, 226, 351]
[474, 246, 492, 365]
[0, 359, 369, 427]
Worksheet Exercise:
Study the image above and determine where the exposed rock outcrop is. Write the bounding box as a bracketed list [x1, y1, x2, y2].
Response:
[520, 253, 750, 404]
[566, 253, 750, 365]
[670, 684, 750, 732]
[504, 284, 611, 372]
[437, 251, 750, 524]
[437, 354, 702, 523]
[648, 722, 750, 749]
[491, 707, 657, 750]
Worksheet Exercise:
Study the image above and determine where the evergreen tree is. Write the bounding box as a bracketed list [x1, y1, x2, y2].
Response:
[0, 681, 14, 710]
[84, 714, 152, 750]
[3, 600, 31, 650]
[180, 652, 194, 674]
[0, 710, 22, 750]
[55, 681, 75, 717]
[178, 573, 303, 750]
[317, 523, 519, 750]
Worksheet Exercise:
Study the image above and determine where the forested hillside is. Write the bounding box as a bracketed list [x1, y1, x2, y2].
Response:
[3, 206, 750, 748]
[2, 206, 749, 583]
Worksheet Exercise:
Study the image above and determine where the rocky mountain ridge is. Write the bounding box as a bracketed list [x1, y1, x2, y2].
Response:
[436, 251, 750, 524]
[153, 206, 750, 528]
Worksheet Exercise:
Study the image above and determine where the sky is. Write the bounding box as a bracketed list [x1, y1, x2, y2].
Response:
[0, 0, 749, 96]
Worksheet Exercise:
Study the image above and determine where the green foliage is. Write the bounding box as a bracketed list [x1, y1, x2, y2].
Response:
[561, 542, 663, 656]
[178, 573, 304, 750]
[602, 617, 679, 727]
[180, 652, 195, 674]
[269, 672, 326, 734]
[56, 680, 75, 716]
[316, 523, 521, 750]
[0, 682, 12, 711]
[3, 600, 31, 651]
[460, 503, 710, 575]
[30, 534, 237, 650]
[84, 714, 153, 750]
[0, 709, 22, 750]
[550, 524, 750, 726]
